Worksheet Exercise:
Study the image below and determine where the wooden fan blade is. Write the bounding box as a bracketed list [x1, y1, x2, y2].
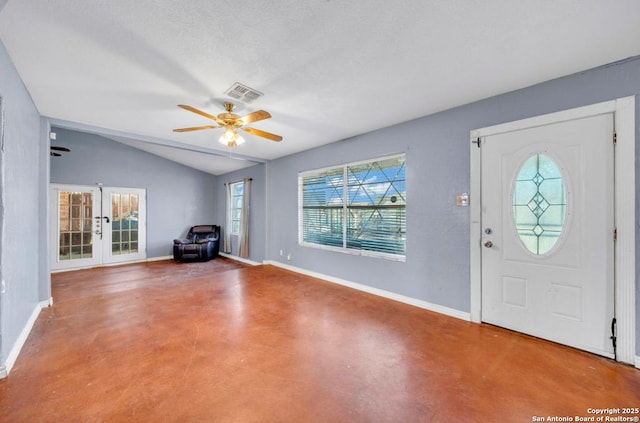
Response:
[50, 152, 62, 157]
[242, 127, 282, 142]
[240, 110, 271, 125]
[173, 125, 219, 132]
[177, 104, 221, 123]
[51, 146, 70, 152]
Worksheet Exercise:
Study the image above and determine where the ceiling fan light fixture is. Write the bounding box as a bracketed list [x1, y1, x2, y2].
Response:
[218, 126, 245, 147]
[174, 102, 281, 144]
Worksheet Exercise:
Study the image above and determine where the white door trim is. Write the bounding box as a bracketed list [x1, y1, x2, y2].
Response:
[470, 96, 636, 366]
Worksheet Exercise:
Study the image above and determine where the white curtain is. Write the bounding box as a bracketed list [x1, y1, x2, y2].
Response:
[223, 182, 232, 253]
[237, 177, 251, 258]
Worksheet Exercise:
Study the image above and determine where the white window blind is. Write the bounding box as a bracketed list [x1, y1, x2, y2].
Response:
[299, 154, 406, 260]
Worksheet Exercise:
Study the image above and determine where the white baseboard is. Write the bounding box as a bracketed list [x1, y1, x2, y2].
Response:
[635, 355, 640, 369]
[264, 260, 471, 322]
[51, 255, 172, 273]
[146, 255, 172, 262]
[1, 298, 52, 379]
[219, 252, 261, 266]
[101, 255, 172, 267]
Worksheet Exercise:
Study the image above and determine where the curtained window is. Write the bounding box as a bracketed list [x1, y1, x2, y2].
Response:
[224, 178, 252, 258]
[229, 181, 244, 234]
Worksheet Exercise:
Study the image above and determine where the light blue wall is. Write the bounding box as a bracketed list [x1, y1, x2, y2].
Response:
[267, 117, 469, 310]
[50, 129, 218, 258]
[0, 38, 44, 366]
[214, 164, 266, 262]
[237, 56, 640, 353]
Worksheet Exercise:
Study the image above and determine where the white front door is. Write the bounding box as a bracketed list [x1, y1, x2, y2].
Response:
[480, 114, 615, 358]
[50, 184, 146, 271]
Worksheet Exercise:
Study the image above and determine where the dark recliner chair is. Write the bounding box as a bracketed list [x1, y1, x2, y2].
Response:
[173, 225, 220, 262]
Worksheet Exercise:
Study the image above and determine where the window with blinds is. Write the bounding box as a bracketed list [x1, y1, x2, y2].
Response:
[299, 154, 406, 260]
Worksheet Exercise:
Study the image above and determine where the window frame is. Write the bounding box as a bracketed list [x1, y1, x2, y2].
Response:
[229, 181, 244, 235]
[298, 153, 406, 262]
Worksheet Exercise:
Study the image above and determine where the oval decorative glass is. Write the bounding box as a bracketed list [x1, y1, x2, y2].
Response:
[512, 154, 567, 255]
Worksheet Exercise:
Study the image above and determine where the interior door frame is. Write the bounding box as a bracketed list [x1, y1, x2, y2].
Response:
[470, 96, 636, 366]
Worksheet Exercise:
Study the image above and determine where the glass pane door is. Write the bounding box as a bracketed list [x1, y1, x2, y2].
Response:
[50, 185, 101, 271]
[102, 187, 146, 265]
[51, 184, 146, 270]
[111, 192, 139, 256]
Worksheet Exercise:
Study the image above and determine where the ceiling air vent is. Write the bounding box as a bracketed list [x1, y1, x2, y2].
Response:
[224, 82, 263, 103]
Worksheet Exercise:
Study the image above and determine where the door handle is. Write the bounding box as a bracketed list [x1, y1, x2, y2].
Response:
[484, 241, 493, 248]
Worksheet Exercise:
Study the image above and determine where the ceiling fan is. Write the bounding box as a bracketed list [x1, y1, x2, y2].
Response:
[50, 146, 70, 157]
[173, 102, 282, 147]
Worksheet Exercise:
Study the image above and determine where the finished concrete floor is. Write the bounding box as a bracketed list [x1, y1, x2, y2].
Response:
[1, 258, 638, 422]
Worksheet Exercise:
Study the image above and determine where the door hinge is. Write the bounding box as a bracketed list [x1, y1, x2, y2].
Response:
[610, 317, 617, 360]
[613, 132, 617, 144]
[613, 228, 617, 241]
[472, 137, 481, 148]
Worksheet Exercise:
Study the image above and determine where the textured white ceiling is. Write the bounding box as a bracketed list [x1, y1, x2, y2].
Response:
[1, 0, 640, 174]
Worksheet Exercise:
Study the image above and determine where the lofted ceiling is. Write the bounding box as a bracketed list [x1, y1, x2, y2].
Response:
[1, 1, 640, 175]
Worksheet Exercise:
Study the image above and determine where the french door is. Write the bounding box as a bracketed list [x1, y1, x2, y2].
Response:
[50, 184, 146, 271]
